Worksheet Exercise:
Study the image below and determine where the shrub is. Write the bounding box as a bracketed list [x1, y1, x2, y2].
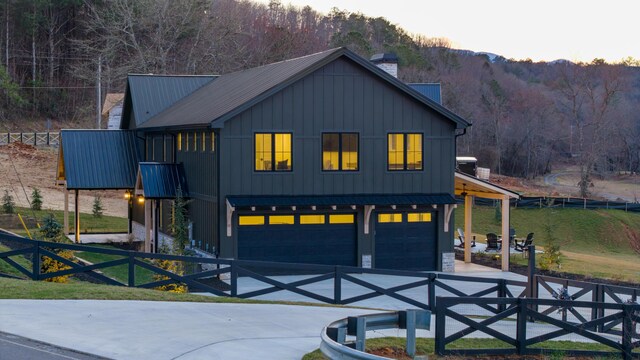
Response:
[2, 189, 15, 214]
[39, 214, 73, 283]
[152, 244, 187, 293]
[31, 188, 43, 211]
[92, 196, 104, 218]
[539, 199, 562, 271]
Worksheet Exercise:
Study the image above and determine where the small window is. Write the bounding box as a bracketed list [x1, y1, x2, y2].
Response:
[378, 213, 402, 223]
[322, 133, 358, 171]
[177, 133, 182, 151]
[300, 215, 325, 224]
[185, 133, 190, 151]
[255, 133, 292, 171]
[388, 133, 423, 171]
[269, 215, 294, 225]
[408, 213, 432, 222]
[211, 132, 215, 152]
[193, 132, 198, 152]
[329, 214, 355, 224]
[202, 131, 206, 152]
[239, 216, 265, 226]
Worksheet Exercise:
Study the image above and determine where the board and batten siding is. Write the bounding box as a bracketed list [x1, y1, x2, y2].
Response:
[218, 57, 456, 259]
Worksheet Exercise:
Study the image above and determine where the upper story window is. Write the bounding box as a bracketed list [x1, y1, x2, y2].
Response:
[177, 133, 182, 151]
[322, 133, 358, 171]
[255, 133, 292, 172]
[388, 133, 423, 171]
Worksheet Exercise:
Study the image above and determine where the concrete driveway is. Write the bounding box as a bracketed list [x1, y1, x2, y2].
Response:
[0, 300, 376, 360]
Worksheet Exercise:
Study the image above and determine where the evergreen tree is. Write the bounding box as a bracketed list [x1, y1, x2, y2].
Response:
[171, 186, 189, 255]
[92, 196, 104, 218]
[31, 188, 43, 211]
[2, 190, 15, 214]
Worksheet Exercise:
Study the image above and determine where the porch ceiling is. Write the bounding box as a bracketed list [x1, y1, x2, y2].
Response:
[454, 171, 520, 200]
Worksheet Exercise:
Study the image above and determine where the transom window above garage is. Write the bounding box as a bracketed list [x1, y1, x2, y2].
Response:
[388, 133, 423, 171]
[322, 133, 358, 171]
[255, 133, 292, 172]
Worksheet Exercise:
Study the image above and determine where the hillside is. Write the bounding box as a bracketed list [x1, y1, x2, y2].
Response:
[0, 0, 638, 188]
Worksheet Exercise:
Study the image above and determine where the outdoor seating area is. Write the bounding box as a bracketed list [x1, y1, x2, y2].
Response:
[454, 230, 538, 256]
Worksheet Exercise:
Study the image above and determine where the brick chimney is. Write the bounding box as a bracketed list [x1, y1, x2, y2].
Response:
[370, 53, 398, 78]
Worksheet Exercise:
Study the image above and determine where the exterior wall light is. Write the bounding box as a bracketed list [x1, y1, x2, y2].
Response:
[124, 191, 131, 200]
[137, 195, 145, 204]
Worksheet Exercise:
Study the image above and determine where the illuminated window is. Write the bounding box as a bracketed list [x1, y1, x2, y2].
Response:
[202, 131, 206, 152]
[185, 132, 190, 151]
[239, 216, 265, 226]
[407, 213, 432, 222]
[269, 215, 295, 224]
[388, 133, 422, 171]
[211, 132, 215, 152]
[255, 133, 292, 171]
[193, 132, 198, 152]
[329, 214, 355, 224]
[322, 133, 358, 171]
[378, 213, 402, 223]
[300, 215, 325, 224]
[177, 133, 182, 151]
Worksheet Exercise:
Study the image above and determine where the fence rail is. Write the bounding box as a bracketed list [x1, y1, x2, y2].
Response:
[0, 132, 59, 147]
[465, 196, 640, 213]
[435, 297, 640, 359]
[0, 232, 528, 310]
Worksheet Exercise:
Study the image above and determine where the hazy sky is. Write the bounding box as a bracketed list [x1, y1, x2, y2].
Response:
[256, 0, 638, 63]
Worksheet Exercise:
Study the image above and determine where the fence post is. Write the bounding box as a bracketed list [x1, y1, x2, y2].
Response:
[434, 297, 446, 355]
[334, 266, 342, 305]
[516, 298, 527, 355]
[47, 132, 50, 146]
[428, 273, 436, 311]
[34, 132, 37, 146]
[498, 279, 506, 312]
[347, 316, 366, 352]
[527, 245, 537, 321]
[230, 261, 237, 297]
[584, 198, 587, 209]
[32, 242, 40, 281]
[622, 304, 633, 360]
[128, 253, 135, 287]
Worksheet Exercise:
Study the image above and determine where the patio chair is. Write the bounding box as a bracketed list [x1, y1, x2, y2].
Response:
[456, 228, 476, 248]
[485, 233, 500, 251]
[514, 233, 534, 252]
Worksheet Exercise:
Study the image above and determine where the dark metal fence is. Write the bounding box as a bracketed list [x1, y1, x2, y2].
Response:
[0, 132, 60, 147]
[435, 297, 640, 359]
[463, 196, 640, 213]
[0, 232, 526, 310]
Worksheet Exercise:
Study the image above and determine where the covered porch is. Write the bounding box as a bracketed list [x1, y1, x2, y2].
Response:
[454, 171, 520, 271]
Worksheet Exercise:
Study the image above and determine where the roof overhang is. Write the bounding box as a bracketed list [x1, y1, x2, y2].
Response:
[135, 162, 189, 199]
[454, 171, 520, 199]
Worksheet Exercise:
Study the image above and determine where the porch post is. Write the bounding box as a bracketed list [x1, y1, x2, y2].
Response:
[501, 195, 510, 271]
[64, 187, 69, 235]
[74, 190, 80, 244]
[145, 200, 151, 252]
[464, 194, 473, 263]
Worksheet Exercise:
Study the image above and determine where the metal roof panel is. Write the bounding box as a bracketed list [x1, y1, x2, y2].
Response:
[138, 162, 189, 199]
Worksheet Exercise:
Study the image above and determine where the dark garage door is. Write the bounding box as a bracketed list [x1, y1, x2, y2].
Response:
[237, 213, 357, 266]
[375, 212, 437, 270]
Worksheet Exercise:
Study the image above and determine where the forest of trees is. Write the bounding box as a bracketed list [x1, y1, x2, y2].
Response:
[0, 0, 638, 193]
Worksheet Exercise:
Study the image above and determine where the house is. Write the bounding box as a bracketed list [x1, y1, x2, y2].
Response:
[58, 47, 472, 271]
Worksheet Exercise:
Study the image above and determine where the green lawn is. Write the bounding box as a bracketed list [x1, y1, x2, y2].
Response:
[74, 245, 156, 285]
[454, 206, 640, 283]
[303, 337, 625, 360]
[0, 243, 32, 279]
[6, 207, 128, 236]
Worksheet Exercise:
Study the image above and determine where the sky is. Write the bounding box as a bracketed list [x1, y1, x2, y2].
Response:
[255, 0, 638, 63]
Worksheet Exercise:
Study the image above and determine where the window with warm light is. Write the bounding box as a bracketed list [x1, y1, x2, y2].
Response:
[322, 133, 358, 171]
[377, 213, 402, 223]
[239, 216, 265, 225]
[269, 215, 295, 224]
[211, 131, 215, 152]
[177, 133, 182, 151]
[329, 214, 354, 224]
[255, 133, 292, 171]
[407, 213, 431, 222]
[300, 215, 325, 224]
[202, 131, 206, 152]
[388, 133, 423, 171]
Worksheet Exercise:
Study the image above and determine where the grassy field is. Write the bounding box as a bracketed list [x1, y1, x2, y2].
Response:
[74, 245, 156, 285]
[5, 206, 128, 236]
[0, 243, 31, 279]
[302, 337, 625, 359]
[455, 206, 640, 283]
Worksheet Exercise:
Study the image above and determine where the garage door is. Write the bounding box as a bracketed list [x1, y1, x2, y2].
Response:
[237, 213, 357, 266]
[375, 212, 436, 270]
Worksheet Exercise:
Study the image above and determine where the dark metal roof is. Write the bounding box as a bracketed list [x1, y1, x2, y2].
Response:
[138, 162, 189, 199]
[227, 193, 456, 208]
[122, 75, 217, 129]
[408, 83, 442, 105]
[60, 130, 142, 190]
[140, 48, 470, 130]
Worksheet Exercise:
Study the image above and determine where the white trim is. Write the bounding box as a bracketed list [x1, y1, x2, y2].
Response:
[226, 199, 235, 237]
[364, 205, 375, 234]
[443, 204, 457, 232]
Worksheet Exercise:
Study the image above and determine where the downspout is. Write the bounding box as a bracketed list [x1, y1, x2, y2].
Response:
[215, 129, 220, 258]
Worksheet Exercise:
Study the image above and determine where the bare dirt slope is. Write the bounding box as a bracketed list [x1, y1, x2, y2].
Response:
[0, 143, 126, 218]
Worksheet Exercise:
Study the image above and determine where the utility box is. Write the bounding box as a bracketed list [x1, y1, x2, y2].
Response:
[456, 156, 477, 177]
